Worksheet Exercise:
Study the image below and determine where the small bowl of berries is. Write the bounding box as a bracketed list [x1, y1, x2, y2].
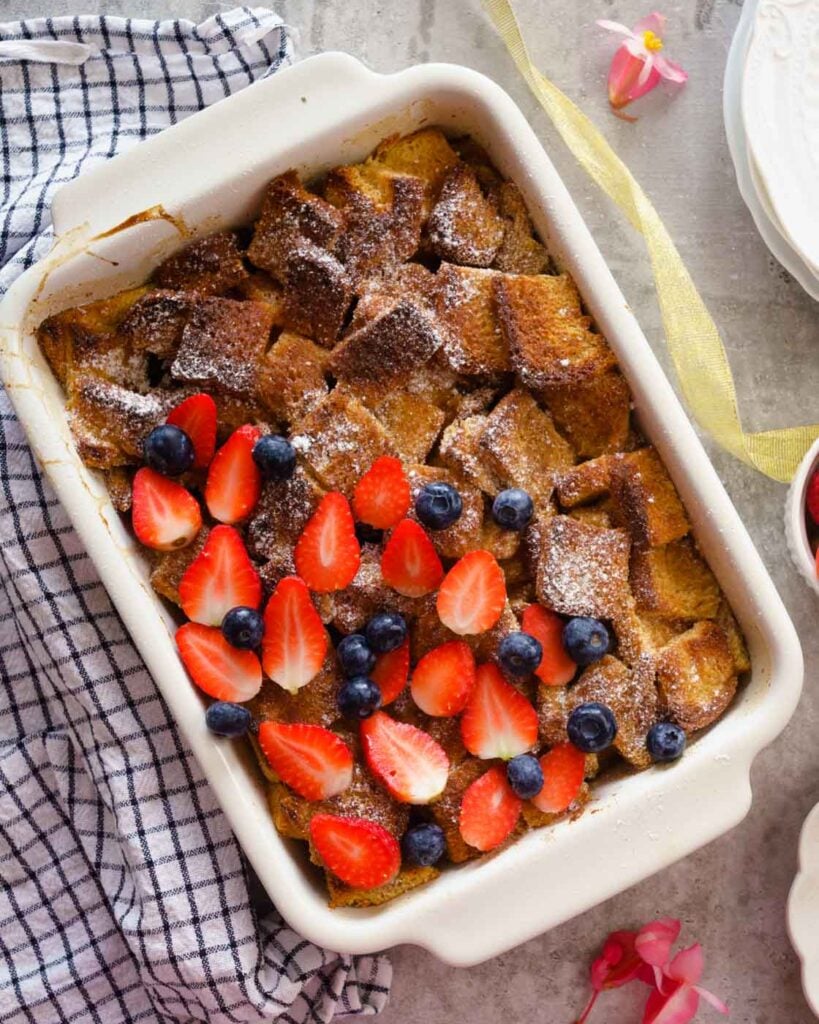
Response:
[786, 437, 819, 596]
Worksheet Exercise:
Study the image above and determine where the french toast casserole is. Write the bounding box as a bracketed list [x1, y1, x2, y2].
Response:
[36, 128, 749, 908]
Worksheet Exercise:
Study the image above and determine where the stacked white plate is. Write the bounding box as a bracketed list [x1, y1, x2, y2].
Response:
[724, 0, 819, 300]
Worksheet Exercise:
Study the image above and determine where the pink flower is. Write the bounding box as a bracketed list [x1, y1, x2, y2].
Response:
[596, 13, 687, 118]
[643, 945, 729, 1024]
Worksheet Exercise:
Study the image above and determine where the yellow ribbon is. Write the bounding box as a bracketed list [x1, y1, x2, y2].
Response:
[482, 0, 819, 482]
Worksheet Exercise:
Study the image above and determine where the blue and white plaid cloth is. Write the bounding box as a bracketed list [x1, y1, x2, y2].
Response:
[0, 10, 392, 1023]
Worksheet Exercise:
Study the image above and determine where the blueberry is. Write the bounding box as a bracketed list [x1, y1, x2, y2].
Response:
[647, 722, 687, 763]
[337, 676, 382, 720]
[567, 702, 618, 753]
[506, 753, 544, 799]
[205, 701, 253, 737]
[355, 522, 384, 546]
[221, 606, 264, 649]
[337, 634, 376, 677]
[498, 632, 543, 677]
[143, 424, 195, 476]
[252, 434, 296, 481]
[401, 822, 446, 867]
[365, 611, 407, 654]
[491, 488, 534, 531]
[415, 481, 463, 530]
[562, 617, 611, 666]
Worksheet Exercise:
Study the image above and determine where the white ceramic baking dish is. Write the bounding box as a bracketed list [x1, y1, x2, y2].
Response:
[0, 53, 803, 967]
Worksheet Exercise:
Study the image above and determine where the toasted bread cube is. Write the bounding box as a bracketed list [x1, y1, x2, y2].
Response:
[292, 389, 396, 496]
[150, 526, 208, 606]
[557, 455, 617, 508]
[428, 163, 505, 267]
[535, 515, 631, 618]
[117, 289, 193, 361]
[367, 129, 460, 210]
[495, 273, 616, 388]
[247, 658, 341, 730]
[234, 271, 287, 324]
[248, 170, 344, 279]
[329, 300, 444, 387]
[246, 465, 324, 560]
[480, 389, 575, 508]
[331, 544, 420, 633]
[472, 602, 521, 665]
[453, 136, 503, 192]
[326, 865, 439, 908]
[492, 182, 550, 275]
[453, 386, 501, 419]
[436, 263, 510, 377]
[67, 375, 170, 468]
[568, 504, 614, 529]
[611, 596, 689, 667]
[406, 464, 484, 559]
[438, 415, 504, 495]
[430, 758, 485, 863]
[258, 548, 298, 596]
[153, 232, 248, 296]
[281, 242, 354, 347]
[479, 517, 522, 563]
[537, 683, 571, 746]
[104, 467, 133, 512]
[374, 391, 445, 462]
[170, 297, 274, 397]
[350, 263, 439, 332]
[575, 655, 658, 768]
[410, 596, 460, 661]
[541, 371, 631, 458]
[256, 331, 329, 426]
[716, 600, 750, 674]
[610, 447, 690, 547]
[390, 691, 468, 766]
[630, 538, 721, 620]
[655, 622, 737, 731]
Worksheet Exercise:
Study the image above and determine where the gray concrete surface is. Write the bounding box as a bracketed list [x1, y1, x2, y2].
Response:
[3, 0, 818, 1020]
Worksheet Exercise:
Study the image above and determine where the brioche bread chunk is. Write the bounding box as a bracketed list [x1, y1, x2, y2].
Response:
[438, 415, 504, 496]
[351, 262, 438, 331]
[331, 544, 420, 634]
[610, 447, 690, 547]
[541, 370, 631, 458]
[492, 182, 550, 275]
[716, 600, 751, 674]
[611, 596, 689, 667]
[256, 331, 329, 426]
[281, 242, 354, 347]
[430, 758, 486, 863]
[153, 232, 249, 296]
[631, 538, 721, 620]
[435, 263, 511, 377]
[149, 526, 208, 607]
[291, 388, 396, 496]
[327, 866, 440, 908]
[568, 503, 614, 529]
[117, 289, 195, 363]
[374, 391, 445, 463]
[246, 465, 324, 561]
[247, 659, 342, 730]
[104, 467, 134, 513]
[367, 128, 460, 212]
[655, 622, 737, 731]
[428, 163, 505, 267]
[496, 273, 616, 388]
[480, 389, 575, 508]
[557, 454, 617, 508]
[535, 514, 631, 618]
[170, 297, 274, 397]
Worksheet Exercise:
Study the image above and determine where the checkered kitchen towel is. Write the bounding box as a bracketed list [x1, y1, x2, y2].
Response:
[0, 11, 391, 1024]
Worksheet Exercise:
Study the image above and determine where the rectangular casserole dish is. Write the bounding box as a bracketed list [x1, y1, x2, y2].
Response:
[0, 52, 803, 967]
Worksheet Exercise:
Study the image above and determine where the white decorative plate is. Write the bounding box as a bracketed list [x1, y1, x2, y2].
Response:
[741, 0, 819, 275]
[724, 0, 819, 300]
[789, 803, 819, 1017]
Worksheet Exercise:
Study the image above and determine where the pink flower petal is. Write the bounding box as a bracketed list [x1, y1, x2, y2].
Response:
[591, 931, 643, 990]
[635, 918, 682, 967]
[643, 983, 700, 1024]
[633, 12, 666, 35]
[596, 18, 636, 37]
[668, 944, 704, 985]
[695, 986, 730, 1015]
[654, 54, 688, 84]
[607, 44, 662, 108]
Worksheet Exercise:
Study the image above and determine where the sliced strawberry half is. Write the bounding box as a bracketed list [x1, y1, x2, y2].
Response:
[178, 525, 262, 626]
[410, 640, 476, 717]
[460, 663, 538, 760]
[262, 576, 328, 693]
[205, 424, 262, 524]
[167, 393, 217, 470]
[360, 711, 449, 804]
[131, 467, 202, 552]
[176, 622, 262, 701]
[309, 814, 401, 889]
[294, 492, 360, 593]
[521, 604, 577, 686]
[459, 764, 522, 852]
[436, 550, 506, 635]
[370, 638, 410, 705]
[380, 518, 444, 598]
[352, 455, 411, 530]
[531, 743, 586, 814]
[258, 722, 353, 801]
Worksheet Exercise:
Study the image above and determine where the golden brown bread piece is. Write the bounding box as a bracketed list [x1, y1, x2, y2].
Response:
[117, 290, 193, 362]
[170, 297, 274, 397]
[350, 262, 439, 332]
[611, 596, 689, 667]
[291, 388, 396, 496]
[492, 182, 550, 275]
[234, 270, 287, 323]
[104, 467, 134, 512]
[479, 517, 522, 563]
[480, 389, 575, 509]
[373, 390, 445, 463]
[149, 526, 208, 607]
[535, 514, 631, 619]
[367, 128, 460, 212]
[280, 242, 354, 347]
[567, 504, 614, 529]
[428, 163, 505, 267]
[430, 758, 485, 863]
[326, 865, 440, 908]
[255, 331, 329, 426]
[245, 465, 324, 561]
[153, 232, 249, 296]
[716, 600, 751, 674]
[331, 543, 420, 634]
[438, 415, 504, 496]
[435, 262, 511, 377]
[557, 454, 617, 508]
[630, 538, 721, 620]
[406, 464, 484, 560]
[247, 658, 342, 729]
[655, 622, 737, 731]
[541, 370, 631, 458]
[495, 273, 616, 388]
[610, 447, 690, 548]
